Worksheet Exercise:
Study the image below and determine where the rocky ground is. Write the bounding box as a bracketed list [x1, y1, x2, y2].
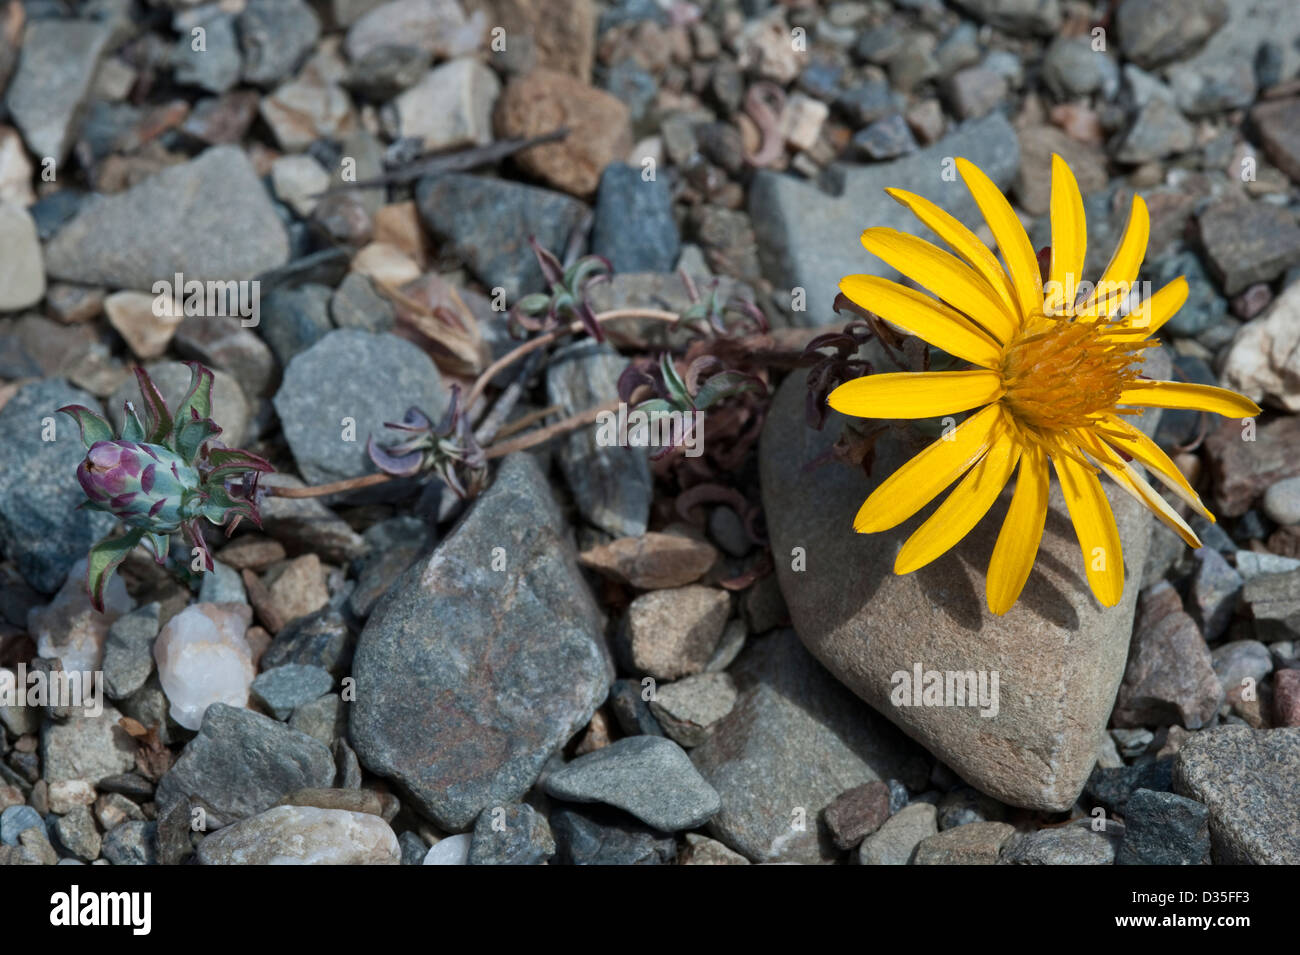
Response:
[1, 0, 1299, 866]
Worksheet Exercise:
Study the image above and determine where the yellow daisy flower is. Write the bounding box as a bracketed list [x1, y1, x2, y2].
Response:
[828, 154, 1262, 615]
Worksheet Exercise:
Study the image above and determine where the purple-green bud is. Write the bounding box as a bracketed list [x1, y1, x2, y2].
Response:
[76, 440, 200, 531]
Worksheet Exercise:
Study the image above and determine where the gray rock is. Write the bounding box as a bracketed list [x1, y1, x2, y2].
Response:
[852, 114, 917, 161]
[250, 664, 334, 721]
[1113, 98, 1194, 164]
[155, 703, 335, 829]
[1115, 0, 1226, 69]
[198, 561, 246, 605]
[416, 173, 589, 301]
[759, 363, 1163, 812]
[609, 678, 664, 737]
[749, 112, 1019, 324]
[1042, 36, 1117, 99]
[680, 831, 751, 864]
[914, 820, 1015, 864]
[4, 19, 113, 164]
[0, 201, 45, 311]
[330, 273, 395, 334]
[1263, 475, 1300, 527]
[237, 0, 321, 86]
[259, 284, 334, 368]
[549, 804, 676, 865]
[648, 672, 737, 747]
[858, 802, 937, 865]
[287, 693, 345, 746]
[1150, 249, 1226, 338]
[834, 79, 898, 126]
[1236, 550, 1300, 582]
[0, 379, 116, 593]
[196, 805, 399, 864]
[1189, 547, 1242, 642]
[1240, 569, 1300, 642]
[691, 630, 928, 863]
[1, 805, 45, 846]
[273, 329, 450, 485]
[943, 67, 1007, 120]
[1113, 582, 1223, 729]
[1174, 725, 1300, 863]
[350, 516, 433, 618]
[41, 703, 138, 785]
[936, 785, 1008, 830]
[468, 803, 556, 865]
[1001, 825, 1115, 864]
[398, 829, 427, 864]
[592, 163, 679, 273]
[349, 454, 610, 831]
[951, 0, 1061, 34]
[52, 806, 101, 861]
[103, 603, 160, 701]
[101, 820, 157, 865]
[547, 340, 652, 537]
[45, 146, 290, 291]
[1211, 640, 1273, 698]
[173, 13, 242, 94]
[545, 736, 720, 831]
[1116, 788, 1211, 864]
[173, 315, 276, 400]
[1086, 758, 1174, 815]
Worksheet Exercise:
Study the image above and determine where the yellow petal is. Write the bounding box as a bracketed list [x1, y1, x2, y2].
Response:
[1079, 194, 1149, 319]
[860, 228, 1018, 344]
[854, 403, 1002, 533]
[828, 369, 1003, 420]
[957, 157, 1043, 322]
[1123, 276, 1188, 335]
[1045, 154, 1087, 317]
[839, 274, 1002, 369]
[895, 431, 1020, 574]
[1096, 414, 1213, 521]
[986, 440, 1048, 615]
[1054, 452, 1125, 608]
[1118, 380, 1262, 419]
[1076, 430, 1201, 549]
[885, 187, 1020, 317]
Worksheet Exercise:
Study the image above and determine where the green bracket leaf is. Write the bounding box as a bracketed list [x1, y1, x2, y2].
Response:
[86, 528, 144, 613]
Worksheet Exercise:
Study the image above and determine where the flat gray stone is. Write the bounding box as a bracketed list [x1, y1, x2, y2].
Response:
[349, 454, 611, 830]
[545, 736, 720, 831]
[103, 603, 160, 701]
[155, 703, 335, 829]
[44, 145, 289, 291]
[858, 802, 937, 865]
[4, 19, 112, 163]
[273, 329, 450, 485]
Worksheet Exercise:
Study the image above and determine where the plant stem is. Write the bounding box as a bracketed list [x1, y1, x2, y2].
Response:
[483, 397, 621, 460]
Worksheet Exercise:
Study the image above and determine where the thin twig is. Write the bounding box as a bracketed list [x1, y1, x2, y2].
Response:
[269, 472, 394, 498]
[483, 397, 620, 460]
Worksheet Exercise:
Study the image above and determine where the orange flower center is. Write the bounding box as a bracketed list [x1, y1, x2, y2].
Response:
[999, 316, 1151, 433]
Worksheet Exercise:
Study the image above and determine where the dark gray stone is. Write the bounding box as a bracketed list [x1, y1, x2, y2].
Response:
[1116, 0, 1226, 69]
[330, 273, 395, 334]
[852, 114, 918, 160]
[155, 703, 335, 829]
[349, 454, 611, 831]
[44, 146, 290, 291]
[591, 163, 679, 273]
[1200, 201, 1300, 297]
[101, 821, 157, 865]
[349, 516, 433, 618]
[4, 19, 112, 163]
[52, 806, 101, 861]
[545, 736, 720, 831]
[1173, 725, 1300, 863]
[547, 340, 652, 538]
[250, 664, 334, 721]
[1001, 825, 1116, 864]
[273, 329, 450, 485]
[0, 380, 117, 593]
[103, 602, 160, 701]
[0, 805, 45, 846]
[1085, 758, 1174, 815]
[952, 0, 1061, 34]
[237, 0, 320, 86]
[1116, 788, 1211, 864]
[468, 803, 556, 865]
[173, 13, 242, 93]
[549, 804, 676, 865]
[262, 607, 354, 676]
[259, 284, 334, 368]
[609, 678, 665, 737]
[416, 173, 589, 301]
